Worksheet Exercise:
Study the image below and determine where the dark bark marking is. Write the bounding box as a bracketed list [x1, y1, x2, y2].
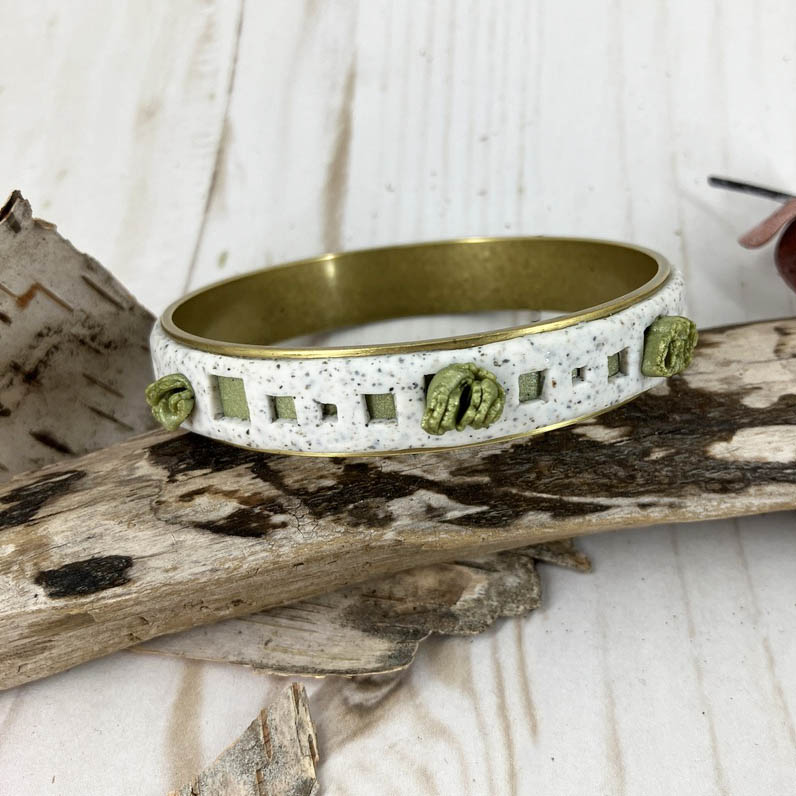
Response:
[85, 404, 134, 432]
[79, 274, 127, 311]
[6, 322, 74, 385]
[82, 372, 124, 398]
[34, 555, 133, 598]
[0, 469, 85, 530]
[10, 358, 47, 385]
[453, 378, 796, 502]
[195, 505, 288, 537]
[0, 311, 10, 324]
[29, 430, 74, 455]
[155, 470, 295, 538]
[149, 433, 262, 482]
[247, 453, 611, 531]
[172, 486, 292, 538]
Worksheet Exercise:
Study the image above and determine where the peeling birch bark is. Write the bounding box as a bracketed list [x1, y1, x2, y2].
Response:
[1, 316, 795, 689]
[168, 683, 319, 796]
[137, 540, 588, 676]
[0, 190, 155, 480]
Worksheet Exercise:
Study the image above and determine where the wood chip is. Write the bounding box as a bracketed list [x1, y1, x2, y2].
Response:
[139, 545, 564, 676]
[168, 683, 319, 796]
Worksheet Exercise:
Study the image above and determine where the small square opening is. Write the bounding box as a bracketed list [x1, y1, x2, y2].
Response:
[319, 402, 338, 422]
[215, 375, 250, 421]
[572, 366, 586, 384]
[518, 370, 546, 402]
[364, 392, 397, 422]
[607, 349, 627, 379]
[268, 395, 297, 422]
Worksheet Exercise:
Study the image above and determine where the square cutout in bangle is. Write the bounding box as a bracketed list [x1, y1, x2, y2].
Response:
[270, 395, 297, 422]
[364, 393, 397, 422]
[320, 402, 338, 422]
[518, 370, 546, 402]
[215, 375, 250, 421]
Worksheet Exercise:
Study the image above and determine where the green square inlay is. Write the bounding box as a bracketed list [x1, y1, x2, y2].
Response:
[364, 393, 396, 421]
[607, 352, 621, 378]
[321, 402, 338, 419]
[273, 395, 297, 420]
[518, 371, 545, 402]
[572, 367, 585, 383]
[217, 376, 250, 421]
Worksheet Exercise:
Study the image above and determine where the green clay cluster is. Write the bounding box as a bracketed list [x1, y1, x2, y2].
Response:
[641, 315, 698, 377]
[421, 362, 506, 436]
[145, 373, 195, 431]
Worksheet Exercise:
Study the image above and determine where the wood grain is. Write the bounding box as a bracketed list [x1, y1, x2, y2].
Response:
[1, 316, 795, 689]
[0, 0, 244, 312]
[183, 0, 796, 334]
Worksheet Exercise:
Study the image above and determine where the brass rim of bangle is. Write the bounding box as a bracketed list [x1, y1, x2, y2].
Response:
[161, 236, 671, 360]
[196, 391, 644, 458]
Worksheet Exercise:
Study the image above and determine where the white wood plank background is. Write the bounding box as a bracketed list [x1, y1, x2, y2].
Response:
[1, 1, 795, 793]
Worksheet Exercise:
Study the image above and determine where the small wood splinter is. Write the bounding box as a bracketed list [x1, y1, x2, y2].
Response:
[168, 683, 319, 796]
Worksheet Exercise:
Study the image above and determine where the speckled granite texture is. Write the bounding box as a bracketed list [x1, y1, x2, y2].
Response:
[150, 269, 686, 454]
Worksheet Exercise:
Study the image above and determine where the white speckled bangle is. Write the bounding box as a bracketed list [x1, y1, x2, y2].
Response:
[147, 238, 694, 456]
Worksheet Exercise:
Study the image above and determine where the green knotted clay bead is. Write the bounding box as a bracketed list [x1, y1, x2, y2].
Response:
[641, 315, 698, 377]
[421, 363, 506, 436]
[145, 373, 195, 431]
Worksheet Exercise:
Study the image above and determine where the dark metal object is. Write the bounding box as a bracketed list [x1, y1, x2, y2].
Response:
[709, 175, 796, 293]
[707, 175, 795, 204]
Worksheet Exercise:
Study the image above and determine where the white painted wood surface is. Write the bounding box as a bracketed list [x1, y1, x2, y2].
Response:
[1, 1, 795, 793]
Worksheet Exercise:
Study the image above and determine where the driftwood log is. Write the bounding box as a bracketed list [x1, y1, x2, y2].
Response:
[2, 313, 796, 689]
[168, 683, 319, 796]
[137, 540, 589, 676]
[0, 191, 155, 480]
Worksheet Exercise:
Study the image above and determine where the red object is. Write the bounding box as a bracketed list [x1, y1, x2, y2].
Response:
[775, 215, 796, 293]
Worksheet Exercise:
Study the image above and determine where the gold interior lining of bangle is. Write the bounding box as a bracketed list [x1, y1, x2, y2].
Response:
[162, 237, 670, 360]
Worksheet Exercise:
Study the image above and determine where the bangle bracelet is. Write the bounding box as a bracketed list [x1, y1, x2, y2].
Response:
[147, 237, 695, 456]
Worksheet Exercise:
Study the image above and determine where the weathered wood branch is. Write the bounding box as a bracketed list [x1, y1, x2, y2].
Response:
[0, 190, 155, 480]
[168, 683, 319, 796]
[137, 540, 589, 676]
[1, 315, 795, 689]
